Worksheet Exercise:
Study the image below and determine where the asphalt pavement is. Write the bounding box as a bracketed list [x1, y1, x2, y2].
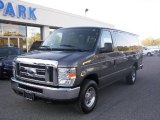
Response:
[0, 56, 160, 120]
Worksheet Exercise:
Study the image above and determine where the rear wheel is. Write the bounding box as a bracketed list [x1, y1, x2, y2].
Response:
[126, 67, 137, 85]
[147, 52, 152, 56]
[77, 80, 98, 114]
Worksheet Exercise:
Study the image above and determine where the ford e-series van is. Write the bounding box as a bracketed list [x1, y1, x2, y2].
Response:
[11, 27, 143, 113]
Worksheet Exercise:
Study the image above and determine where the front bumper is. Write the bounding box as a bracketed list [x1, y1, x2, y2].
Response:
[11, 78, 80, 100]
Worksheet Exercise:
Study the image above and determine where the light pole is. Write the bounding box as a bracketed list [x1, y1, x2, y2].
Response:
[85, 8, 89, 16]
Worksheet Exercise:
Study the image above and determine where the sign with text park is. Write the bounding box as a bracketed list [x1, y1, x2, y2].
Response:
[0, 0, 37, 20]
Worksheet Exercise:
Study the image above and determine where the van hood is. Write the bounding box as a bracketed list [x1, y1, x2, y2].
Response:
[19, 50, 93, 67]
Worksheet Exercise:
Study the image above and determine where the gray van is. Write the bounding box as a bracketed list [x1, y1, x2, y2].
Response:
[11, 27, 143, 113]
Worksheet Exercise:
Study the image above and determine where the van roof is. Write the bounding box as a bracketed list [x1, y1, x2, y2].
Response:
[59, 26, 138, 36]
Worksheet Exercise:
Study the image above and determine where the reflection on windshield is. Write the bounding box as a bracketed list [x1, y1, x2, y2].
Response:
[40, 28, 99, 51]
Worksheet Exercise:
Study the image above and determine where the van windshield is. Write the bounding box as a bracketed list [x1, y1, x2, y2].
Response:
[40, 28, 100, 51]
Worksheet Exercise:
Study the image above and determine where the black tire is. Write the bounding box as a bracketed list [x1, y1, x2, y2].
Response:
[77, 80, 98, 114]
[126, 67, 137, 85]
[147, 52, 152, 56]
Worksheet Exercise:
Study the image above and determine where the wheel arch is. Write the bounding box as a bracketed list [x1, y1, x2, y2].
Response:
[81, 73, 99, 86]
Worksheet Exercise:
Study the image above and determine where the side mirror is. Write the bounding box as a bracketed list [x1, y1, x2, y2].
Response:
[99, 43, 113, 53]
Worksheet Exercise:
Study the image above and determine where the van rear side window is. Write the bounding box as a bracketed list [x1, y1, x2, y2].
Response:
[111, 31, 141, 52]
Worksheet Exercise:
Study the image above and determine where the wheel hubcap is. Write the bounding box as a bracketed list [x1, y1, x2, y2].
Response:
[84, 87, 96, 108]
[132, 71, 136, 82]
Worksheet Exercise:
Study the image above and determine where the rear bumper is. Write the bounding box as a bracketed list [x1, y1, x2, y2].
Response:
[11, 78, 80, 100]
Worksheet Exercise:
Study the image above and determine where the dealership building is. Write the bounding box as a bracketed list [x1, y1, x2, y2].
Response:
[0, 0, 114, 52]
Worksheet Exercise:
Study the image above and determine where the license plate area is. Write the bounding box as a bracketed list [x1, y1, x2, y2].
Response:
[19, 84, 43, 93]
[23, 91, 35, 101]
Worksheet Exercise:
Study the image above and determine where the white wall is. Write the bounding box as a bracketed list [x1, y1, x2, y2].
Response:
[42, 26, 50, 39]
[0, 0, 114, 28]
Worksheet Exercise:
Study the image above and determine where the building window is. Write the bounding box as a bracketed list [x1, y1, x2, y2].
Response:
[0, 23, 26, 37]
[0, 23, 27, 52]
[0, 23, 42, 52]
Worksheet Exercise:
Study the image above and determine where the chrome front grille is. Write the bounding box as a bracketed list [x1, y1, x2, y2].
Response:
[19, 63, 46, 81]
[14, 58, 58, 86]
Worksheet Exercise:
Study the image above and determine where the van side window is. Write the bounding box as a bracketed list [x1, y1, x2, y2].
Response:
[111, 30, 140, 52]
[100, 30, 112, 48]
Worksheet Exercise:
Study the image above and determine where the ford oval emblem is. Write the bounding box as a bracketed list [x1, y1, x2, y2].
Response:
[27, 68, 37, 75]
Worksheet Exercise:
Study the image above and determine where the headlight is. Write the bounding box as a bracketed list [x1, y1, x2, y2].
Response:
[58, 68, 76, 87]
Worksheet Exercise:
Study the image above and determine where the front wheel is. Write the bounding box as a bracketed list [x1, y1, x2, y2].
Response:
[126, 67, 137, 85]
[77, 80, 98, 114]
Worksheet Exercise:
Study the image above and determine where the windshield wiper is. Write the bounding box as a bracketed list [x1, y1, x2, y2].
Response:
[70, 49, 88, 52]
[39, 45, 88, 52]
[60, 45, 88, 52]
[60, 44, 76, 48]
[39, 45, 52, 50]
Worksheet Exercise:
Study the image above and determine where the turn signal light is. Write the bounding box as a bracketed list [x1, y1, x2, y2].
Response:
[68, 73, 76, 78]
